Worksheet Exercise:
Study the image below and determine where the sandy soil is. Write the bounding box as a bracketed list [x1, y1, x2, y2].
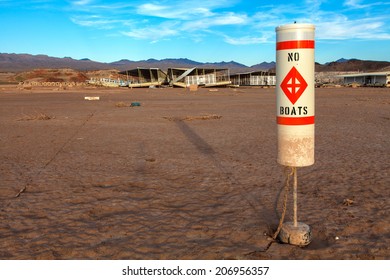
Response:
[0, 85, 389, 260]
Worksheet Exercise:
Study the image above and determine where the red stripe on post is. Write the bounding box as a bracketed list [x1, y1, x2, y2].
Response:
[277, 116, 315, 125]
[277, 40, 315, 50]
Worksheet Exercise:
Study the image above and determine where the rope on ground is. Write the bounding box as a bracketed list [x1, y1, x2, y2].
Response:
[245, 167, 295, 257]
[272, 166, 295, 240]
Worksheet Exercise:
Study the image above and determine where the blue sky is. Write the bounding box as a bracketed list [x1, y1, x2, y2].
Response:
[1, 0, 390, 66]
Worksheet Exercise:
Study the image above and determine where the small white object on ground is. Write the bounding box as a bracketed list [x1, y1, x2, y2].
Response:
[84, 96, 100, 101]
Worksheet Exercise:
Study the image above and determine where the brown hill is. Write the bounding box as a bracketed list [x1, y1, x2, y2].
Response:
[2, 68, 89, 84]
[0, 53, 275, 73]
[1, 53, 389, 75]
[0, 53, 106, 72]
[18, 68, 88, 82]
[0, 68, 129, 85]
[316, 59, 390, 72]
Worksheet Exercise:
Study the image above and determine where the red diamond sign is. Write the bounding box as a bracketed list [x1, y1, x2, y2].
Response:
[280, 66, 308, 105]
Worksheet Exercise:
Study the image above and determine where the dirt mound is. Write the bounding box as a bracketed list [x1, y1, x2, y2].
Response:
[1, 68, 127, 85]
[86, 69, 127, 80]
[13, 68, 89, 83]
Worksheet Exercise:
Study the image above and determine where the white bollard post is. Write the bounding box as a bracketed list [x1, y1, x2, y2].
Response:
[276, 23, 315, 246]
[276, 23, 315, 167]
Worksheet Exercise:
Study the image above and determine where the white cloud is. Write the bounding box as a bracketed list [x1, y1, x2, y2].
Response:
[317, 16, 390, 39]
[122, 21, 179, 40]
[71, 15, 134, 30]
[67, 0, 390, 44]
[181, 12, 248, 32]
[121, 10, 248, 43]
[212, 13, 248, 25]
[137, 3, 167, 14]
[259, 1, 390, 41]
[72, 0, 93, 6]
[136, 2, 215, 20]
[120, 2, 249, 42]
[343, 0, 390, 11]
[343, 0, 370, 8]
[223, 35, 269, 45]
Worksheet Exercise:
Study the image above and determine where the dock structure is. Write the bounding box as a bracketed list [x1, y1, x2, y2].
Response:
[89, 67, 280, 89]
[119, 68, 167, 88]
[167, 67, 231, 88]
[339, 72, 390, 87]
[230, 71, 276, 86]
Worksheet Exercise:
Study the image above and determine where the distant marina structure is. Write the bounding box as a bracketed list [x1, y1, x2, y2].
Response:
[339, 72, 390, 87]
[119, 68, 167, 88]
[88, 67, 275, 88]
[167, 67, 231, 88]
[230, 71, 276, 86]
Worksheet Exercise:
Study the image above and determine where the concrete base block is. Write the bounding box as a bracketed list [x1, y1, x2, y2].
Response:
[278, 222, 312, 246]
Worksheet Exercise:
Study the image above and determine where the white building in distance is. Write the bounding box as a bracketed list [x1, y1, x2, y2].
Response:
[340, 72, 390, 87]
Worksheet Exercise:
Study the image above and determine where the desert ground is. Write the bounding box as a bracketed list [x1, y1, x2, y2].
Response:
[0, 85, 389, 260]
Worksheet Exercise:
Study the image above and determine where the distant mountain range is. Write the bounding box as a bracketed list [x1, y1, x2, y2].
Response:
[316, 58, 390, 72]
[0, 53, 274, 73]
[1, 53, 390, 73]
